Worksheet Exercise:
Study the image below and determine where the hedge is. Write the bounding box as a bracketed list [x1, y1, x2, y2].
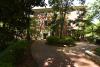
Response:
[46, 36, 75, 46]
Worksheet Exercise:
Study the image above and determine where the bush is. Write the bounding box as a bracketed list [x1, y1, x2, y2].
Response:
[95, 47, 100, 56]
[46, 36, 60, 45]
[95, 38, 100, 45]
[86, 36, 95, 43]
[0, 62, 13, 67]
[64, 36, 75, 45]
[47, 36, 75, 46]
[61, 36, 75, 46]
[0, 28, 15, 52]
[58, 38, 65, 44]
[0, 40, 28, 67]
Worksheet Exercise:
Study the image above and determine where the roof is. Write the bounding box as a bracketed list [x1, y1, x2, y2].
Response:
[32, 6, 86, 13]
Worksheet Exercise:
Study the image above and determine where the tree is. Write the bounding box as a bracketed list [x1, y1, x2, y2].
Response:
[84, 0, 100, 41]
[48, 0, 86, 38]
[0, 0, 45, 50]
[49, 0, 74, 38]
[86, 0, 100, 23]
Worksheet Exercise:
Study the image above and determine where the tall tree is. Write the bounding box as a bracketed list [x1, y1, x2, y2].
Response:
[49, 0, 86, 38]
[49, 0, 73, 37]
[84, 0, 100, 38]
[86, 0, 100, 23]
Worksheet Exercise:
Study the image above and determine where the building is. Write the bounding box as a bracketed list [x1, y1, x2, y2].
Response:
[31, 6, 86, 40]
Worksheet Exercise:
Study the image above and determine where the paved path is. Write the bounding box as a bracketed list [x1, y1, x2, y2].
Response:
[31, 40, 74, 67]
[64, 52, 100, 67]
[64, 42, 100, 67]
[31, 40, 100, 67]
[70, 42, 99, 53]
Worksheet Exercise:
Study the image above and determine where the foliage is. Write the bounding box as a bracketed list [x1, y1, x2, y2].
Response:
[84, 23, 99, 43]
[95, 23, 100, 36]
[49, 0, 86, 38]
[84, 24, 97, 37]
[95, 38, 100, 45]
[86, 36, 95, 43]
[0, 0, 45, 46]
[46, 36, 75, 46]
[0, 40, 28, 67]
[0, 62, 13, 67]
[84, 24, 96, 34]
[85, 0, 100, 24]
[83, 1, 100, 41]
[95, 47, 100, 56]
[64, 36, 75, 45]
[49, 0, 74, 37]
[84, 22, 100, 43]
[46, 36, 60, 45]
[49, 0, 86, 10]
[71, 30, 84, 41]
[30, 18, 42, 40]
[0, 28, 15, 52]
[59, 36, 75, 46]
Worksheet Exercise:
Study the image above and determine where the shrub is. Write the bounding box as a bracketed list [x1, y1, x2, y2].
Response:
[64, 36, 75, 45]
[0, 62, 13, 67]
[0, 40, 28, 67]
[47, 36, 75, 46]
[0, 28, 15, 52]
[95, 38, 100, 45]
[58, 38, 65, 44]
[46, 36, 60, 45]
[95, 47, 100, 56]
[59, 36, 75, 46]
[86, 36, 95, 43]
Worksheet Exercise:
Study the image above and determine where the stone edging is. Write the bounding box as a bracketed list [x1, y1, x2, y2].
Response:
[85, 50, 100, 65]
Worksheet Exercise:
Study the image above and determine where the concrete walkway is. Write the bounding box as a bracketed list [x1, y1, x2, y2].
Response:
[69, 42, 99, 53]
[31, 40, 74, 67]
[64, 52, 99, 67]
[31, 40, 100, 67]
[63, 42, 100, 67]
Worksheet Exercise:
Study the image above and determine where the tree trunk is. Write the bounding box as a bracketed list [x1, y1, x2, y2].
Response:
[26, 17, 31, 42]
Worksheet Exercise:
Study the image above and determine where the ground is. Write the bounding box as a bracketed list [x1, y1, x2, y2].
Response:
[17, 44, 38, 67]
[31, 40, 100, 67]
[63, 42, 100, 67]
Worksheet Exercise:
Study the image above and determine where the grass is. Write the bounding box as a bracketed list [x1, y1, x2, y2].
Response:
[0, 41, 28, 67]
[0, 40, 38, 67]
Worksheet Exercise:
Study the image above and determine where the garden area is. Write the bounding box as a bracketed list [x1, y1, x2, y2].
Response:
[0, 0, 100, 67]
